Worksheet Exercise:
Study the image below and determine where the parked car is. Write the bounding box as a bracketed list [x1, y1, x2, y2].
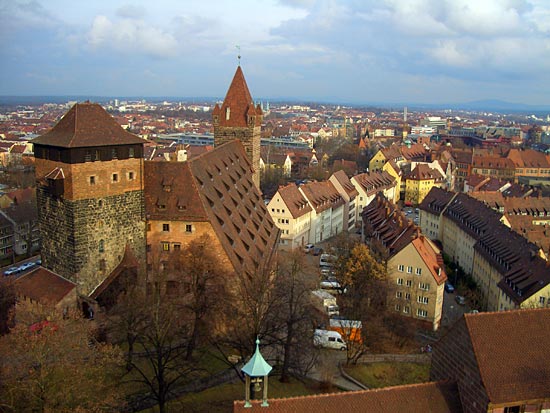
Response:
[18, 262, 35, 271]
[36, 259, 42, 266]
[320, 280, 341, 290]
[3, 267, 19, 276]
[319, 253, 336, 268]
[455, 295, 466, 305]
[444, 282, 455, 293]
[312, 247, 323, 256]
[320, 267, 335, 277]
[304, 243, 315, 254]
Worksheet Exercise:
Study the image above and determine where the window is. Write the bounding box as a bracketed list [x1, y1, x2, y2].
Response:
[99, 239, 104, 253]
[128, 171, 134, 180]
[503, 407, 520, 413]
[112, 173, 118, 182]
[407, 266, 413, 273]
[416, 268, 422, 275]
[406, 279, 412, 287]
[395, 304, 401, 311]
[173, 243, 181, 251]
[85, 150, 92, 162]
[396, 291, 403, 298]
[163, 224, 170, 232]
[162, 242, 170, 251]
[129, 147, 135, 158]
[403, 306, 410, 314]
[185, 224, 193, 233]
[397, 278, 404, 285]
[398, 264, 404, 272]
[112, 148, 118, 159]
[405, 292, 410, 300]
[419, 282, 430, 291]
[417, 296, 429, 304]
[89, 176, 96, 185]
[540, 296, 546, 305]
[417, 309, 428, 318]
[95, 150, 101, 161]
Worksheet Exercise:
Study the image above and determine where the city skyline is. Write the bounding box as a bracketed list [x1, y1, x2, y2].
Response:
[1, 0, 550, 107]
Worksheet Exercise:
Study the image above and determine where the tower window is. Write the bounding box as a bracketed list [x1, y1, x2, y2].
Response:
[163, 224, 170, 232]
[85, 150, 92, 162]
[95, 150, 101, 161]
[186, 224, 193, 233]
[162, 242, 170, 251]
[89, 176, 96, 185]
[99, 239, 105, 253]
[128, 171, 134, 180]
[129, 147, 134, 158]
[112, 173, 118, 182]
[112, 148, 118, 159]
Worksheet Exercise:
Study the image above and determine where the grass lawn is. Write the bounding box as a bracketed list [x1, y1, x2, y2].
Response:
[343, 362, 430, 389]
[140, 376, 335, 413]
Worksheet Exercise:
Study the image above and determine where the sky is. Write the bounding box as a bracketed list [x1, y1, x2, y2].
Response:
[1, 0, 549, 106]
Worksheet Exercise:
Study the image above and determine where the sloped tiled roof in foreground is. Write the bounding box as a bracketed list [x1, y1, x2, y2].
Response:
[32, 102, 145, 148]
[145, 140, 279, 276]
[464, 308, 550, 404]
[233, 381, 462, 413]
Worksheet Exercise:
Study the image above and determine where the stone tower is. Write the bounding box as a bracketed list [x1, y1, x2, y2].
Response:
[213, 66, 263, 187]
[32, 102, 146, 296]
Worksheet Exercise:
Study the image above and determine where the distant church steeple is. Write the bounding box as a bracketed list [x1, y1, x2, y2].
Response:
[212, 66, 262, 187]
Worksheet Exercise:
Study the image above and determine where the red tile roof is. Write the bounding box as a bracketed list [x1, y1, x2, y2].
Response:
[32, 102, 145, 148]
[277, 183, 312, 219]
[233, 381, 462, 413]
[464, 308, 550, 404]
[15, 267, 76, 305]
[213, 66, 262, 128]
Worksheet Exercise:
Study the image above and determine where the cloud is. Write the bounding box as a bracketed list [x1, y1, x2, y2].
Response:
[116, 4, 146, 19]
[87, 15, 178, 58]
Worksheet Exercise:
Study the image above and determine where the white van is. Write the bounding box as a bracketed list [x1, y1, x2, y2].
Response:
[313, 329, 347, 351]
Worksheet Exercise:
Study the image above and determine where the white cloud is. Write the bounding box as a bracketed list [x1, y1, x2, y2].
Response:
[87, 15, 178, 58]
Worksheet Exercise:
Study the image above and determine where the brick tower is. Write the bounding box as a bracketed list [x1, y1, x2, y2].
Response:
[213, 66, 263, 187]
[32, 102, 146, 296]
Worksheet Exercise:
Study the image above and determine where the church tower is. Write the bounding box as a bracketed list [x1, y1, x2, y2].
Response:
[213, 66, 263, 187]
[32, 102, 146, 296]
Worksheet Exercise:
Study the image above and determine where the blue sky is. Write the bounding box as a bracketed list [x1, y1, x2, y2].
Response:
[1, 0, 549, 105]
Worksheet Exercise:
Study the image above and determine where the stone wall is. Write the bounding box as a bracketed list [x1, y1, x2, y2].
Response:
[38, 187, 146, 296]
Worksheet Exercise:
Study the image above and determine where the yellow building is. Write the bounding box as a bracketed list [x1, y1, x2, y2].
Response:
[405, 164, 445, 206]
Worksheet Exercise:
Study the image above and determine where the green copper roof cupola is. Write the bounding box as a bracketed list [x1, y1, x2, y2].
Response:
[241, 338, 272, 408]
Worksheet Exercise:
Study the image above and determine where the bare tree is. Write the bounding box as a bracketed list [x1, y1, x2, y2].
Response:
[272, 251, 318, 382]
[171, 234, 229, 361]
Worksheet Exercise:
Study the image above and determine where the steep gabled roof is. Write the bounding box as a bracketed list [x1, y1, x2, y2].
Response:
[299, 181, 345, 214]
[411, 237, 447, 285]
[145, 140, 279, 276]
[276, 183, 312, 219]
[213, 66, 262, 128]
[31, 102, 145, 148]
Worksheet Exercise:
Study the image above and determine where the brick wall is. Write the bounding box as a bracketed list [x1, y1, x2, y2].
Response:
[430, 317, 490, 412]
[35, 157, 144, 201]
[214, 125, 261, 187]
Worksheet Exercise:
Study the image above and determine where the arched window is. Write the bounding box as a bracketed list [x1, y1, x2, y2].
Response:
[99, 239, 105, 253]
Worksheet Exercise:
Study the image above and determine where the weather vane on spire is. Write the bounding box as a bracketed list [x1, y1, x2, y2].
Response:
[236, 45, 241, 66]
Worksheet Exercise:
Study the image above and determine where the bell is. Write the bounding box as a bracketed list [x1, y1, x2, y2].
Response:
[253, 379, 262, 393]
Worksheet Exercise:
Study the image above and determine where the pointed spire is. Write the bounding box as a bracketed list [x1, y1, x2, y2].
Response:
[218, 66, 261, 128]
[241, 337, 272, 377]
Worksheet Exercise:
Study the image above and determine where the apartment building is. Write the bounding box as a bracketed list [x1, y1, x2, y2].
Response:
[266, 183, 312, 251]
[419, 187, 550, 312]
[328, 170, 358, 232]
[362, 194, 446, 330]
[351, 170, 397, 223]
[404, 163, 446, 206]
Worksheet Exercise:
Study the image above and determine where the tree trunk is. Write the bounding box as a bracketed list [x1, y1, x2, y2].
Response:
[280, 322, 294, 383]
[186, 315, 200, 360]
